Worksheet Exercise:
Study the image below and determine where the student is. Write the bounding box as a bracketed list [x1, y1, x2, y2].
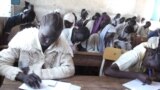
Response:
[148, 28, 160, 39]
[63, 12, 75, 29]
[91, 12, 110, 34]
[98, 23, 116, 52]
[86, 13, 100, 33]
[76, 9, 88, 28]
[62, 26, 90, 52]
[137, 21, 151, 38]
[0, 12, 75, 88]
[105, 36, 160, 84]
[3, 3, 35, 34]
[114, 26, 134, 50]
[111, 13, 121, 27]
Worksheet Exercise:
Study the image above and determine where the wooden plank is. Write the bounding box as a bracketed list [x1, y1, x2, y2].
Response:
[73, 51, 102, 67]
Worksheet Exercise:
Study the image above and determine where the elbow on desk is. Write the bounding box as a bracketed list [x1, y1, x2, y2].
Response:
[104, 67, 118, 77]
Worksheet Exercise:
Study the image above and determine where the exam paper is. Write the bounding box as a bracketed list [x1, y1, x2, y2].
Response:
[19, 80, 72, 90]
[123, 79, 160, 90]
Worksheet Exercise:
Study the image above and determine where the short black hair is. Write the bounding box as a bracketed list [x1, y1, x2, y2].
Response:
[40, 12, 63, 32]
[74, 27, 90, 42]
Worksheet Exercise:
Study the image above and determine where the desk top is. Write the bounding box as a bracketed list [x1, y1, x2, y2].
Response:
[1, 76, 129, 90]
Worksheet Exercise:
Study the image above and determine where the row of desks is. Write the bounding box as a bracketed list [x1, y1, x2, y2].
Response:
[1, 76, 129, 90]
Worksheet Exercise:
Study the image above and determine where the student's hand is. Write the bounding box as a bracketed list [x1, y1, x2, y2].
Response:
[16, 72, 42, 88]
[137, 73, 152, 85]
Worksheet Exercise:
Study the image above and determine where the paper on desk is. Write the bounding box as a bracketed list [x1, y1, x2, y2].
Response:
[123, 79, 160, 90]
[19, 80, 72, 90]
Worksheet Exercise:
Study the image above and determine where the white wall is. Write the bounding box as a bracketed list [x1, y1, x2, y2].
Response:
[14, 0, 154, 21]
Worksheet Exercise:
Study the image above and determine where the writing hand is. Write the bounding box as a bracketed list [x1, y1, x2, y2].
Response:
[16, 72, 42, 88]
[137, 73, 152, 85]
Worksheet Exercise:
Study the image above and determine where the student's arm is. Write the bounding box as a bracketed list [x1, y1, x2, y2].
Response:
[104, 49, 152, 84]
[0, 48, 22, 80]
[105, 64, 151, 84]
[29, 53, 75, 79]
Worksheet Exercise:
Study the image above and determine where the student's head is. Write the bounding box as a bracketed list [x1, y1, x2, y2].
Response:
[142, 51, 160, 71]
[63, 13, 75, 28]
[114, 13, 121, 19]
[92, 12, 101, 20]
[124, 25, 134, 34]
[131, 16, 137, 20]
[144, 21, 151, 28]
[39, 12, 63, 47]
[81, 9, 88, 20]
[71, 27, 90, 44]
[141, 18, 145, 23]
[128, 19, 136, 26]
[21, 4, 35, 23]
[125, 18, 131, 23]
[119, 17, 125, 24]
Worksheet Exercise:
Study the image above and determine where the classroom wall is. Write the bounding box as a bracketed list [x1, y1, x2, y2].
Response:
[14, 0, 154, 21]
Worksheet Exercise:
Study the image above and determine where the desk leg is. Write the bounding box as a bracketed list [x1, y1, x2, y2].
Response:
[0, 75, 4, 87]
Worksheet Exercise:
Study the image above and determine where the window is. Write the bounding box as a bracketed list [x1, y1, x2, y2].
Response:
[0, 0, 11, 17]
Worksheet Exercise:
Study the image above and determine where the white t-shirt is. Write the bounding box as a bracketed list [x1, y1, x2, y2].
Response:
[113, 37, 159, 72]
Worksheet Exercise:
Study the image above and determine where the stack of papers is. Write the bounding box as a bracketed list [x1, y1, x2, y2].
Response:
[123, 79, 160, 90]
[19, 80, 81, 90]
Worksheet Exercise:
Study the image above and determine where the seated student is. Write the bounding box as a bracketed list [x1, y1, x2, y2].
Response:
[0, 12, 75, 88]
[148, 28, 160, 39]
[86, 33, 99, 52]
[91, 12, 110, 34]
[105, 36, 160, 84]
[62, 26, 90, 52]
[114, 26, 135, 51]
[0, 2, 36, 45]
[111, 13, 121, 27]
[76, 9, 88, 28]
[63, 12, 75, 29]
[115, 17, 126, 36]
[3, 3, 35, 34]
[137, 21, 151, 38]
[85, 13, 100, 33]
[98, 23, 116, 52]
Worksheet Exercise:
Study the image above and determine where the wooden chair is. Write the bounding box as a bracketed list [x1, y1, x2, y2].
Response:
[99, 47, 124, 76]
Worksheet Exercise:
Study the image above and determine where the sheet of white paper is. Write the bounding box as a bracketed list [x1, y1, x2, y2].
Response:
[70, 84, 81, 90]
[19, 80, 72, 90]
[123, 79, 160, 90]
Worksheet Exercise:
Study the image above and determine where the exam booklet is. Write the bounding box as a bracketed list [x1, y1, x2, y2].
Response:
[123, 79, 160, 90]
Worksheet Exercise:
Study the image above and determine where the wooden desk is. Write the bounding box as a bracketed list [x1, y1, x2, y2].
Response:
[73, 52, 102, 75]
[73, 51, 102, 67]
[0, 76, 129, 90]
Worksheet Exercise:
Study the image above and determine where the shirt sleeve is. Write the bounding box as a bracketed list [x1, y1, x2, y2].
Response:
[30, 53, 75, 80]
[113, 50, 140, 71]
[0, 48, 22, 80]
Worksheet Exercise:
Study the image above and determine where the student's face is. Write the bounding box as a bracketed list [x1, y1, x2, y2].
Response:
[64, 20, 73, 28]
[39, 25, 62, 47]
[81, 12, 88, 20]
[143, 57, 160, 71]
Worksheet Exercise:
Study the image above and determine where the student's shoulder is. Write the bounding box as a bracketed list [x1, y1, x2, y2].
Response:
[54, 34, 73, 56]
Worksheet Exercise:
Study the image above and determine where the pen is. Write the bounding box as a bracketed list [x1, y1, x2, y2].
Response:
[142, 68, 152, 85]
[148, 68, 152, 78]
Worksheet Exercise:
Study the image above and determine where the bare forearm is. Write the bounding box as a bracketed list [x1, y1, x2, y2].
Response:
[105, 68, 141, 79]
